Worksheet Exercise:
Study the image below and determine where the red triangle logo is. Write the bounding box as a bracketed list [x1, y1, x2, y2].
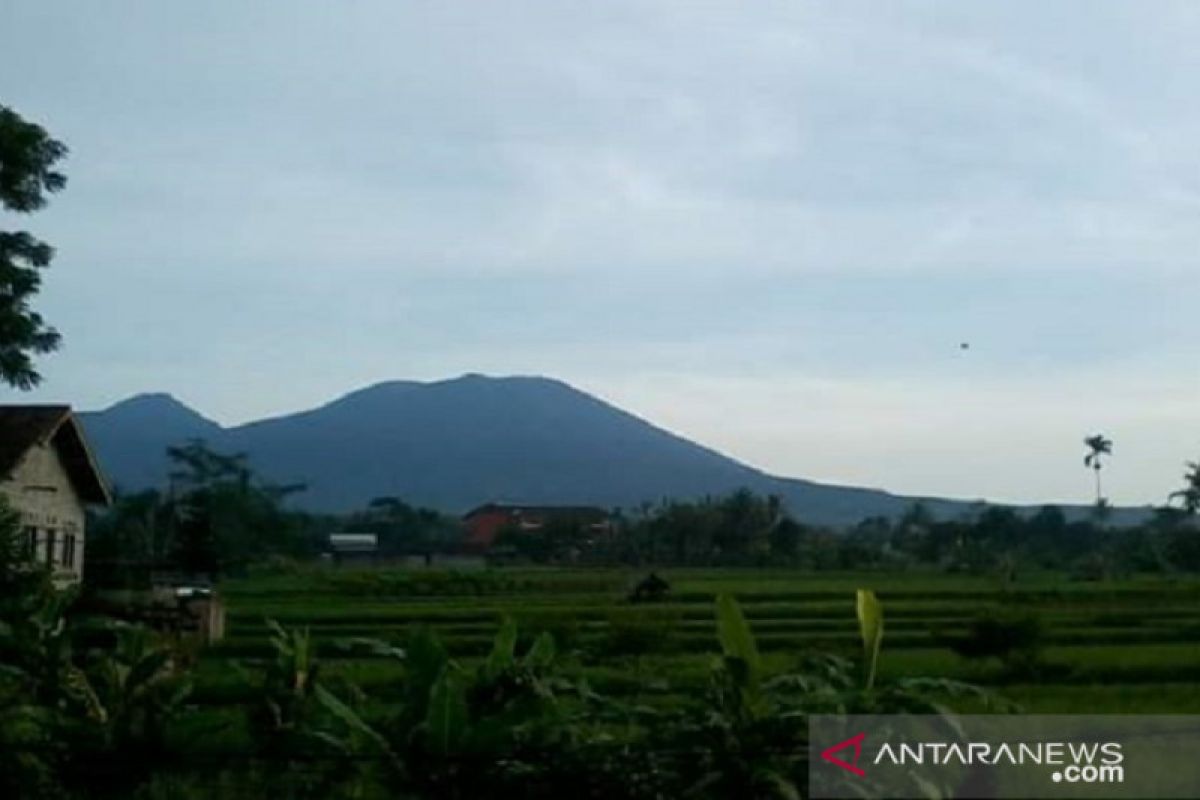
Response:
[821, 732, 867, 777]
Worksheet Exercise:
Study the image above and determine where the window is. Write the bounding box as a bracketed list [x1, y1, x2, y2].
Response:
[44, 529, 56, 567]
[62, 534, 76, 569]
[23, 526, 37, 558]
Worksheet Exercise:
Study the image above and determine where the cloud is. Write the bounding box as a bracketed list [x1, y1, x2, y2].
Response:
[2, 0, 1197, 504]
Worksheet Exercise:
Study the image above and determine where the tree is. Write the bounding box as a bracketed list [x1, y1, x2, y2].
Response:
[1025, 505, 1068, 563]
[1083, 434, 1113, 506]
[714, 489, 776, 561]
[165, 439, 308, 576]
[1169, 460, 1200, 516]
[768, 517, 804, 560]
[0, 105, 68, 389]
[351, 496, 458, 556]
[85, 489, 177, 589]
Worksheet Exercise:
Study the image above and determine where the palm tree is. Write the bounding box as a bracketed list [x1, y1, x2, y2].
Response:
[1083, 434, 1113, 505]
[1169, 460, 1200, 515]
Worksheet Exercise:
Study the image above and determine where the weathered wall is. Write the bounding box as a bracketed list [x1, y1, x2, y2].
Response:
[0, 440, 87, 584]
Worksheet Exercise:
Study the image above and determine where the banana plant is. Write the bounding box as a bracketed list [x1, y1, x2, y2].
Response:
[80, 624, 191, 743]
[0, 585, 78, 708]
[55, 623, 193, 798]
[0, 578, 192, 798]
[249, 619, 328, 747]
[308, 618, 572, 797]
[415, 617, 564, 758]
[712, 592, 765, 723]
[675, 591, 1008, 800]
[653, 594, 805, 799]
[240, 619, 408, 799]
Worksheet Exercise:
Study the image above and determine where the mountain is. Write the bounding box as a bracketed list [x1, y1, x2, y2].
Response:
[79, 375, 975, 525]
[80, 393, 223, 490]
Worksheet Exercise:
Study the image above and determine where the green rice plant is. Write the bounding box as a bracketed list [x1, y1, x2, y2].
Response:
[947, 610, 1045, 677]
[600, 609, 682, 657]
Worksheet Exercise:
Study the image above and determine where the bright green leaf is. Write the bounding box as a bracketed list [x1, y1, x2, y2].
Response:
[856, 589, 884, 690]
[716, 593, 760, 679]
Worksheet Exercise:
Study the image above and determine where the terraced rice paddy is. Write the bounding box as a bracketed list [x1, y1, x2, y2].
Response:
[200, 569, 1200, 715]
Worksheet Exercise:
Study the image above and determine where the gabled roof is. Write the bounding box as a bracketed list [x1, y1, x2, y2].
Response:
[0, 405, 112, 506]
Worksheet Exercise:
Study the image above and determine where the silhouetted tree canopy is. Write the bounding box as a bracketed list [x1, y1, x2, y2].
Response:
[0, 105, 68, 389]
[1170, 461, 1200, 515]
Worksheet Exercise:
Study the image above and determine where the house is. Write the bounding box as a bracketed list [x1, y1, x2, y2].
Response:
[325, 532, 378, 565]
[462, 503, 613, 551]
[0, 405, 112, 585]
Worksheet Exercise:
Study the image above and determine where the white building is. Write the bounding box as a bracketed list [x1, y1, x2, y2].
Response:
[0, 406, 112, 584]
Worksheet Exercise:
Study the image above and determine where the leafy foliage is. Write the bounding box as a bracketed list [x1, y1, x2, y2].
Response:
[0, 105, 69, 389]
[551, 487, 1200, 576]
[167, 440, 310, 576]
[87, 441, 317, 584]
[3, 560, 1010, 800]
[0, 574, 190, 797]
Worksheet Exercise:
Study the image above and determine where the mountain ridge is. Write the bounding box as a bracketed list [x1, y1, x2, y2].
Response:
[78, 374, 1019, 525]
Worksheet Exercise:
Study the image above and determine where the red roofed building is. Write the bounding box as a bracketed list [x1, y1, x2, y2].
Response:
[462, 503, 612, 551]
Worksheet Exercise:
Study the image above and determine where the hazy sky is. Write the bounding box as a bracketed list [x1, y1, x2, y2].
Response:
[3, 1, 1197, 507]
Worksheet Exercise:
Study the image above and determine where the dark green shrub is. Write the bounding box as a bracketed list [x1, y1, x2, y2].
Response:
[949, 611, 1045, 675]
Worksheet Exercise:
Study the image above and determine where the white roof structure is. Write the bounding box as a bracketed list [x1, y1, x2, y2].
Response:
[328, 532, 378, 553]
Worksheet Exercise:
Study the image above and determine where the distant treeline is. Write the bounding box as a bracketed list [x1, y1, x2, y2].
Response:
[85, 441, 461, 587]
[500, 489, 1200, 576]
[86, 441, 1200, 584]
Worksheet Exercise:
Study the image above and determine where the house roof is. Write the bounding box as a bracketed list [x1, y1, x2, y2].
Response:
[328, 532, 378, 552]
[463, 502, 611, 520]
[0, 405, 112, 506]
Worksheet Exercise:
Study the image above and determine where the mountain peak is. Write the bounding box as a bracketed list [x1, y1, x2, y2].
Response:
[97, 392, 215, 423]
[79, 392, 224, 491]
[440, 372, 559, 387]
[109, 391, 181, 407]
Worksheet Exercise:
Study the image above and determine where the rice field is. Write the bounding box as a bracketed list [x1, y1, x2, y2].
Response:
[195, 567, 1200, 717]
